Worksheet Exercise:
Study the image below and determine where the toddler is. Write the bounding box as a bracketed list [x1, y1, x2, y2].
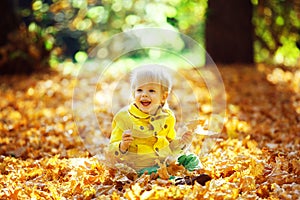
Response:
[109, 65, 206, 180]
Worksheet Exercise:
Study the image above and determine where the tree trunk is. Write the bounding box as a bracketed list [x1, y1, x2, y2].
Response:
[205, 0, 254, 64]
[0, 0, 19, 46]
[0, 0, 51, 75]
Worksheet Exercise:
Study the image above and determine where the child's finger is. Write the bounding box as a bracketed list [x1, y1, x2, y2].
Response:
[123, 129, 132, 135]
[182, 131, 193, 143]
[122, 131, 134, 143]
[186, 131, 193, 138]
[123, 137, 134, 142]
[123, 129, 131, 133]
[122, 131, 132, 139]
[185, 131, 192, 136]
[123, 133, 131, 138]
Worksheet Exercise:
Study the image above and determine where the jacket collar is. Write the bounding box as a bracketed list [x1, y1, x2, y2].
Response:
[128, 103, 149, 118]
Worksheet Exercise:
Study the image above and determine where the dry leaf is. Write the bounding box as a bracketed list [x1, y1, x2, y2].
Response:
[0, 65, 299, 199]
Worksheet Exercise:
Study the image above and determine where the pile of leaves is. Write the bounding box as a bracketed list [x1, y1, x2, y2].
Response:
[0, 64, 299, 199]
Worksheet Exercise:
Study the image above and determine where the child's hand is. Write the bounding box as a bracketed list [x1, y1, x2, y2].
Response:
[120, 130, 134, 153]
[181, 131, 193, 144]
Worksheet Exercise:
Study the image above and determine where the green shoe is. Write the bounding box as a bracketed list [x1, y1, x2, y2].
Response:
[137, 165, 160, 176]
[177, 154, 201, 171]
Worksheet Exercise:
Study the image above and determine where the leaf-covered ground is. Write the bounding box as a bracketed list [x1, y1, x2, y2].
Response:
[0, 64, 299, 199]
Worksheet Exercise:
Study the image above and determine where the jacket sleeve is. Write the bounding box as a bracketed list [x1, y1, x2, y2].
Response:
[109, 117, 127, 158]
[165, 110, 176, 140]
[169, 138, 186, 155]
[166, 111, 186, 155]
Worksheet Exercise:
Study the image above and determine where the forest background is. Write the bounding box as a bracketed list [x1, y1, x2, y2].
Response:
[0, 0, 299, 199]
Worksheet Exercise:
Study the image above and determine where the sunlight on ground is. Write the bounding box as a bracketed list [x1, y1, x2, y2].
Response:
[263, 65, 300, 114]
[0, 64, 299, 199]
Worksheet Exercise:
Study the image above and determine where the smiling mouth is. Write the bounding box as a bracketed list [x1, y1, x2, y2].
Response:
[141, 101, 151, 106]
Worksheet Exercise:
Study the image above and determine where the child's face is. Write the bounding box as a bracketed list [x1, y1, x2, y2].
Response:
[133, 83, 168, 114]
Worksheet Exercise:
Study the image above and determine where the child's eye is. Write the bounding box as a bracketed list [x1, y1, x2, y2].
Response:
[149, 89, 155, 93]
[136, 89, 142, 92]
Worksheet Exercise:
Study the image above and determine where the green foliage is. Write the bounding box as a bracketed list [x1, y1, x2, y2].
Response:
[252, 0, 300, 66]
[21, 0, 207, 65]
[19, 0, 299, 67]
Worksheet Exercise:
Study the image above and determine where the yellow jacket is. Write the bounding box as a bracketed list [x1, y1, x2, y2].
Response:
[109, 103, 185, 170]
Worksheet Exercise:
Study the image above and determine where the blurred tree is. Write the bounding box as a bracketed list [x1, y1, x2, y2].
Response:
[0, 0, 51, 75]
[205, 0, 254, 64]
[253, 0, 300, 66]
[23, 0, 207, 64]
[0, 0, 19, 46]
[1, 0, 298, 74]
